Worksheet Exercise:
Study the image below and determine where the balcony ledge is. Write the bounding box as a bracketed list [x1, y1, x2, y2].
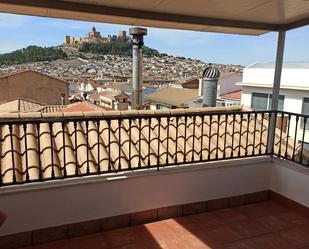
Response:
[0, 155, 272, 195]
[1, 155, 309, 240]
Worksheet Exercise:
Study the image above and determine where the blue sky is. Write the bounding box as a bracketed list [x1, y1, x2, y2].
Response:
[0, 13, 308, 66]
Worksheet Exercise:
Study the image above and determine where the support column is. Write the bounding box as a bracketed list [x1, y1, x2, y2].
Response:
[129, 27, 147, 110]
[267, 31, 286, 154]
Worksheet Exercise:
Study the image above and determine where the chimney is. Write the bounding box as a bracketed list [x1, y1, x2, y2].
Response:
[198, 78, 203, 97]
[60, 93, 65, 105]
[129, 27, 147, 110]
[202, 66, 220, 107]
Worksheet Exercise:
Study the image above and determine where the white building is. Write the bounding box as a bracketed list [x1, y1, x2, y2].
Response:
[240, 63, 309, 142]
[241, 63, 309, 113]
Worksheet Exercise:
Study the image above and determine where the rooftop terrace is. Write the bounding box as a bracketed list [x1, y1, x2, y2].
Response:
[0, 1, 309, 249]
[0, 106, 309, 249]
[4, 196, 309, 249]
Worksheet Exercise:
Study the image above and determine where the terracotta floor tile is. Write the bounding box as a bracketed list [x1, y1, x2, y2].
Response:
[175, 214, 199, 225]
[101, 227, 134, 248]
[112, 243, 161, 249]
[234, 201, 289, 219]
[175, 212, 223, 231]
[17, 201, 309, 249]
[131, 225, 166, 247]
[69, 233, 107, 249]
[227, 219, 268, 239]
[249, 233, 295, 249]
[276, 211, 309, 226]
[212, 208, 247, 223]
[259, 201, 291, 212]
[33, 239, 70, 249]
[278, 227, 309, 248]
[221, 240, 256, 249]
[144, 221, 176, 239]
[139, 221, 187, 249]
[177, 234, 215, 249]
[299, 224, 309, 234]
[255, 215, 290, 232]
[195, 224, 243, 245]
[161, 219, 191, 235]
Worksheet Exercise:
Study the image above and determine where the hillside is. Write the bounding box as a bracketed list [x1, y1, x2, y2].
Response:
[0, 46, 67, 65]
[0, 39, 161, 65]
[78, 39, 160, 56]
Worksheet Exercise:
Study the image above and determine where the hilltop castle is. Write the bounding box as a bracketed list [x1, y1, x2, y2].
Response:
[64, 27, 127, 47]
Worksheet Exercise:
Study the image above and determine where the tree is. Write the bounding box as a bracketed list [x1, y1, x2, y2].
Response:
[79, 40, 160, 56]
[0, 46, 67, 65]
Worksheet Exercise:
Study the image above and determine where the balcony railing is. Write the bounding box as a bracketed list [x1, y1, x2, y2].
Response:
[0, 109, 308, 186]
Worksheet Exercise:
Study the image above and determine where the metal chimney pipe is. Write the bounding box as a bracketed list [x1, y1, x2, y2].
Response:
[202, 66, 220, 107]
[60, 93, 65, 105]
[129, 27, 147, 110]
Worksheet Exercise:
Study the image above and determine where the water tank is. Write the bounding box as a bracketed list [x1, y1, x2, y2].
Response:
[202, 66, 220, 107]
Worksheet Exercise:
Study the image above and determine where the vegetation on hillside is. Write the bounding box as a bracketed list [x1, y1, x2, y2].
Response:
[0, 46, 67, 65]
[79, 39, 160, 56]
[0, 39, 161, 65]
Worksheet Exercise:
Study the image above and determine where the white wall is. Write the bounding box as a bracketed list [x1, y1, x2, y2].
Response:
[270, 159, 309, 208]
[150, 103, 157, 110]
[2, 158, 309, 237]
[241, 86, 309, 114]
[243, 67, 309, 88]
[241, 86, 309, 141]
[0, 158, 272, 236]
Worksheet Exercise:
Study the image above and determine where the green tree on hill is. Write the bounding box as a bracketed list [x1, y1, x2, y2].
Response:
[0, 46, 67, 65]
[79, 40, 160, 56]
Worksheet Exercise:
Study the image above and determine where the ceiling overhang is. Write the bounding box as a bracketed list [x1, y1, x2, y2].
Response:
[0, 0, 308, 35]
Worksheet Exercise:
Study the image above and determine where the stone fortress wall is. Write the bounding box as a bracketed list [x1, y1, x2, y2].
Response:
[64, 27, 127, 47]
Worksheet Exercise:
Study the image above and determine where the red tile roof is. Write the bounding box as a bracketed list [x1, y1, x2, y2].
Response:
[0, 69, 68, 84]
[220, 90, 242, 100]
[60, 101, 112, 112]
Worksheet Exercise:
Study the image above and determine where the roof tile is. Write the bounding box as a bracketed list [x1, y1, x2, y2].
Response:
[0, 106, 301, 185]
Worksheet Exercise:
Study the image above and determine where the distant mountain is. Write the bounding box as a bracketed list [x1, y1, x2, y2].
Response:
[78, 39, 160, 56]
[0, 46, 67, 65]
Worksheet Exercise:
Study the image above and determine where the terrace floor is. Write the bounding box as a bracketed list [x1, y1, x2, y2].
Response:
[19, 200, 309, 249]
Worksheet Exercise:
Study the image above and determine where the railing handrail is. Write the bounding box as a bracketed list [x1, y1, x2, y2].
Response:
[0, 108, 308, 187]
[0, 109, 274, 125]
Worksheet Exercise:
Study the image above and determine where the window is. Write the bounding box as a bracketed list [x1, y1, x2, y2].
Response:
[118, 98, 127, 103]
[251, 93, 268, 110]
[251, 92, 284, 111]
[301, 98, 309, 130]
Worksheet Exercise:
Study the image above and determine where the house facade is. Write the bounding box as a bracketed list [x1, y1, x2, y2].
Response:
[89, 91, 129, 110]
[240, 63, 309, 142]
[146, 87, 199, 109]
[0, 70, 69, 105]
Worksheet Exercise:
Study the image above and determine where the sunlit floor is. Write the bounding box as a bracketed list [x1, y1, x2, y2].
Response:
[20, 200, 309, 249]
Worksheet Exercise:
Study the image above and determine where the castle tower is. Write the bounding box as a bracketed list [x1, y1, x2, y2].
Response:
[64, 36, 71, 45]
[118, 31, 127, 41]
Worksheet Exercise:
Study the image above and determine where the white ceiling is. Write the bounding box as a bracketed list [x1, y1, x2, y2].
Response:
[0, 0, 308, 35]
